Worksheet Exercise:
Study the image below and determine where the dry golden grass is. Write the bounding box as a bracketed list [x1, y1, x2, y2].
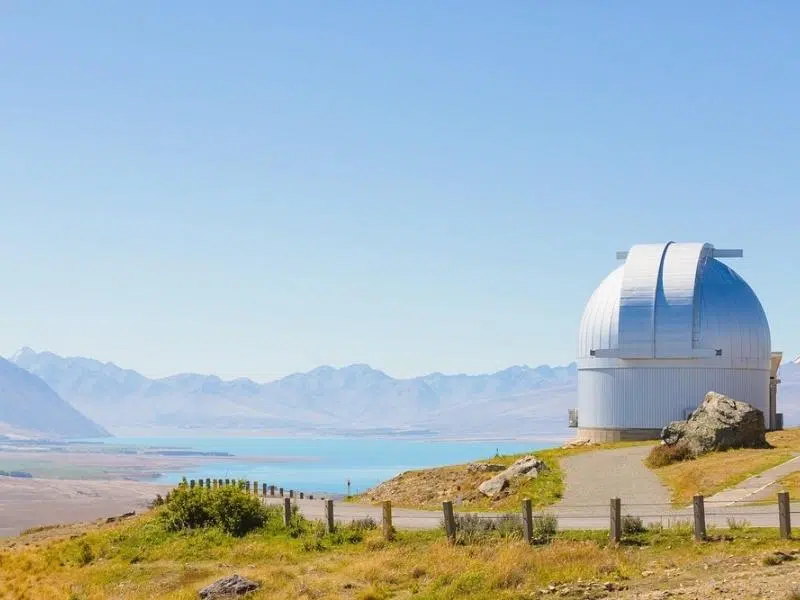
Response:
[1, 511, 799, 600]
[355, 441, 652, 512]
[651, 428, 800, 505]
[774, 471, 800, 501]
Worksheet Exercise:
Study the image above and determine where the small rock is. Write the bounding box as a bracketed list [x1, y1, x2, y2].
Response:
[641, 570, 655, 577]
[478, 455, 548, 498]
[199, 574, 260, 599]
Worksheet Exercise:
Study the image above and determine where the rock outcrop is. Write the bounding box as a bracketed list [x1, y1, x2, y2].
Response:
[661, 391, 769, 457]
[199, 574, 260, 598]
[478, 455, 548, 498]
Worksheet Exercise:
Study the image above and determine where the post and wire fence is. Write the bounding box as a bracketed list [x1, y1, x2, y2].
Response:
[175, 476, 797, 543]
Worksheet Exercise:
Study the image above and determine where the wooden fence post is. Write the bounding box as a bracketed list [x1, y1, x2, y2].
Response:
[309, 494, 314, 500]
[383, 501, 393, 541]
[279, 487, 284, 497]
[283, 497, 292, 527]
[198, 479, 204, 489]
[779, 491, 792, 539]
[325, 500, 335, 533]
[270, 485, 276, 497]
[262, 483, 267, 497]
[206, 478, 211, 489]
[522, 499, 533, 545]
[225, 479, 230, 486]
[442, 501, 456, 544]
[299, 492, 304, 499]
[189, 479, 195, 489]
[610, 498, 621, 544]
[253, 481, 258, 495]
[246, 481, 251, 494]
[289, 489, 294, 499]
[693, 494, 706, 541]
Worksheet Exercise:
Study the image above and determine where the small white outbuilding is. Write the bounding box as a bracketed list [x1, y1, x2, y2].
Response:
[572, 242, 781, 443]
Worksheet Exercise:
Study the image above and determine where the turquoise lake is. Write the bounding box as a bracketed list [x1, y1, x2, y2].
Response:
[97, 437, 553, 495]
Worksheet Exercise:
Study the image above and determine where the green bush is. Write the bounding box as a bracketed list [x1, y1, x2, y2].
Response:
[532, 513, 558, 542]
[158, 484, 271, 536]
[646, 442, 693, 468]
[622, 515, 646, 535]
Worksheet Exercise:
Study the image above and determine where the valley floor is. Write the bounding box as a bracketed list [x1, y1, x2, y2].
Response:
[0, 477, 167, 537]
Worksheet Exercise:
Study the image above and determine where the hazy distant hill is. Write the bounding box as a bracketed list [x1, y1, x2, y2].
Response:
[10, 348, 578, 438]
[10, 348, 799, 438]
[0, 357, 109, 438]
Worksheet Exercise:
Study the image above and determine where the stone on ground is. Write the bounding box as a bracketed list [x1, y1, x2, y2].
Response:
[660, 391, 768, 457]
[477, 455, 547, 498]
[199, 574, 260, 598]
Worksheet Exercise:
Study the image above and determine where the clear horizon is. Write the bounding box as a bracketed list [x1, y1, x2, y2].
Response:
[2, 3, 798, 381]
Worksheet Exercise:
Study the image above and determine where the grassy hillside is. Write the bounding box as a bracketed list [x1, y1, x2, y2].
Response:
[647, 429, 800, 505]
[355, 442, 651, 512]
[2, 497, 800, 599]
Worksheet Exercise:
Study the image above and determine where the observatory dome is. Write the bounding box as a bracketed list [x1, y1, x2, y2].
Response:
[574, 242, 774, 442]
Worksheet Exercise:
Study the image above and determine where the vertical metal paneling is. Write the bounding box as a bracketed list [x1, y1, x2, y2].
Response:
[655, 243, 711, 358]
[617, 243, 671, 358]
[578, 367, 770, 429]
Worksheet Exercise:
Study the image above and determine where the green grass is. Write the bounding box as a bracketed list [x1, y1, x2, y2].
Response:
[2, 509, 798, 600]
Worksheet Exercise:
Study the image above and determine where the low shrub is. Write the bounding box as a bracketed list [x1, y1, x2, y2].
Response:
[646, 442, 693, 468]
[532, 513, 558, 542]
[158, 484, 272, 536]
[622, 515, 646, 535]
[447, 513, 524, 545]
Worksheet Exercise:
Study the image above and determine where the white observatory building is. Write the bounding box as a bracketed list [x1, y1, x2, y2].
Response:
[571, 241, 782, 443]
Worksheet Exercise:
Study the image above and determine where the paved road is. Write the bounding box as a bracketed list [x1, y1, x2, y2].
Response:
[556, 445, 670, 508]
[706, 454, 800, 505]
[262, 446, 800, 531]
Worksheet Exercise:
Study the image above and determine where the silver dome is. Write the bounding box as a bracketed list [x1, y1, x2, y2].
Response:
[576, 242, 772, 433]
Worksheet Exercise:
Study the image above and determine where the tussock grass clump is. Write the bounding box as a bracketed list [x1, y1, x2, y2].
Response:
[445, 512, 557, 545]
[727, 517, 751, 530]
[646, 442, 693, 468]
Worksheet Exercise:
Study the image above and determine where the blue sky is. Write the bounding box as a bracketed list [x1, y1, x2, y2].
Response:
[1, 2, 798, 381]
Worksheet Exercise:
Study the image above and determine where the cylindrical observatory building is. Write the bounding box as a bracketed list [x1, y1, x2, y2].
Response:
[571, 242, 781, 443]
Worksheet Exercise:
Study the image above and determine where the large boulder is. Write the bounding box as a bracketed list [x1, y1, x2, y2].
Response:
[660, 391, 769, 457]
[478, 455, 548, 498]
[199, 575, 260, 599]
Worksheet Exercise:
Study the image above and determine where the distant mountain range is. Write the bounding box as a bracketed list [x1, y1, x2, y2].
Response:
[9, 348, 579, 438]
[0, 357, 108, 438]
[6, 348, 800, 439]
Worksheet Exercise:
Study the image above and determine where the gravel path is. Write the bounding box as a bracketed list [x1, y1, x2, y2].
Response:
[556, 445, 671, 509]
